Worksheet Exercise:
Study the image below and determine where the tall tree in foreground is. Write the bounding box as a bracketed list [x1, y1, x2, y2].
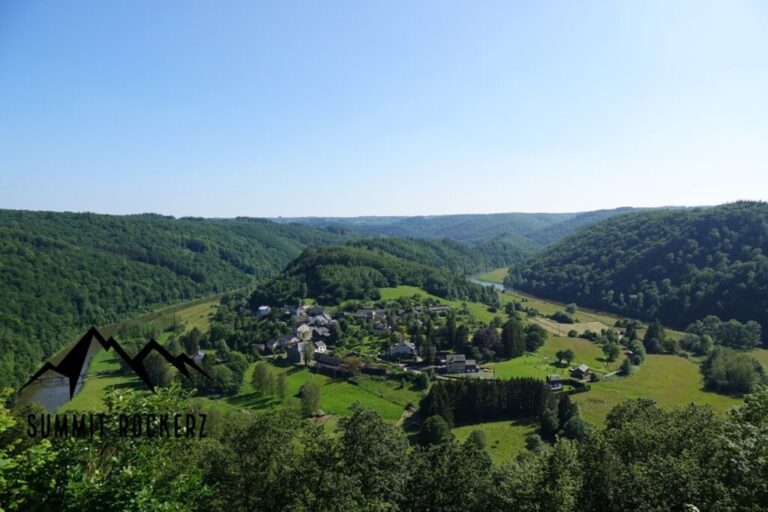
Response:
[501, 318, 526, 358]
[301, 379, 320, 417]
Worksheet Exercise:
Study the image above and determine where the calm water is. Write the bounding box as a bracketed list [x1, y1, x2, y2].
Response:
[16, 338, 102, 412]
[469, 276, 506, 292]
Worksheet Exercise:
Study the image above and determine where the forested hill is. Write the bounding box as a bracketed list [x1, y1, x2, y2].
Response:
[275, 207, 646, 248]
[508, 202, 768, 342]
[0, 210, 349, 390]
[349, 237, 533, 271]
[250, 239, 500, 306]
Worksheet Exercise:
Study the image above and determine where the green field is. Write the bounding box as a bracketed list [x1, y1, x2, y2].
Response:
[60, 296, 221, 412]
[222, 363, 422, 423]
[573, 354, 742, 425]
[474, 267, 509, 284]
[379, 285, 500, 323]
[749, 348, 768, 369]
[453, 418, 537, 463]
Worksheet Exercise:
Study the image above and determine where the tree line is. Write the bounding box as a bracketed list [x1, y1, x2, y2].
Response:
[4, 383, 768, 511]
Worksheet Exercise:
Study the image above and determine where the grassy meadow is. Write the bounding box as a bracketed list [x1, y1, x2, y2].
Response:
[452, 418, 537, 463]
[474, 267, 509, 284]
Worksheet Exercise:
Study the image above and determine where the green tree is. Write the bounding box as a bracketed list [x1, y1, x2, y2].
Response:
[301, 380, 321, 417]
[602, 342, 620, 362]
[144, 351, 172, 388]
[251, 361, 275, 395]
[419, 415, 452, 446]
[643, 319, 667, 353]
[501, 318, 526, 358]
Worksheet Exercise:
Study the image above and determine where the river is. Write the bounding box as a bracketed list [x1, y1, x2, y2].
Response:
[16, 336, 103, 413]
[468, 276, 507, 292]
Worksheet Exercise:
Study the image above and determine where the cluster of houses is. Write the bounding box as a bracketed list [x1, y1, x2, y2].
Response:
[546, 364, 591, 391]
[252, 304, 334, 362]
[252, 301, 487, 376]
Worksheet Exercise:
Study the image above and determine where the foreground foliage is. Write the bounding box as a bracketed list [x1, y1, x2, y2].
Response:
[3, 384, 768, 511]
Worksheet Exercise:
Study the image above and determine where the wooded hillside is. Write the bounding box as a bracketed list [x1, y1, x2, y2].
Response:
[0, 210, 349, 390]
[508, 202, 768, 344]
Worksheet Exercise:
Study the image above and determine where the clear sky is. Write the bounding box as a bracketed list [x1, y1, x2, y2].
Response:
[1, 1, 766, 217]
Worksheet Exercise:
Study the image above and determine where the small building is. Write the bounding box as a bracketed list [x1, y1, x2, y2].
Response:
[388, 341, 417, 359]
[546, 374, 563, 391]
[306, 305, 328, 317]
[191, 350, 206, 364]
[311, 326, 330, 341]
[314, 352, 342, 369]
[354, 308, 386, 321]
[371, 322, 389, 334]
[446, 354, 466, 373]
[309, 313, 331, 326]
[465, 359, 478, 373]
[287, 341, 309, 365]
[256, 305, 272, 317]
[428, 305, 451, 314]
[570, 364, 590, 380]
[313, 340, 328, 354]
[297, 324, 312, 341]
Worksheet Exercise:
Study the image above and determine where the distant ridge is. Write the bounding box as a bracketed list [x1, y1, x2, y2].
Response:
[21, 327, 211, 399]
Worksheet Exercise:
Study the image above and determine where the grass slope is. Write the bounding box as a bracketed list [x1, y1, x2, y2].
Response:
[474, 267, 509, 284]
[453, 418, 537, 463]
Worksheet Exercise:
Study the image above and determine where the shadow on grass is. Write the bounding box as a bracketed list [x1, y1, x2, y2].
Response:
[227, 391, 280, 410]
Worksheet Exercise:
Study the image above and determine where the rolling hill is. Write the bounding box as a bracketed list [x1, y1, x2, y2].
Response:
[507, 201, 768, 343]
[249, 239, 501, 306]
[0, 209, 351, 390]
[275, 207, 647, 250]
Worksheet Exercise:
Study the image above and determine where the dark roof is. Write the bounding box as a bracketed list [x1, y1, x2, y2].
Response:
[314, 353, 342, 366]
[447, 354, 466, 363]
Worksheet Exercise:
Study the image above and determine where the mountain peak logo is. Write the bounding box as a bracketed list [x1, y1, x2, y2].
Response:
[21, 327, 212, 399]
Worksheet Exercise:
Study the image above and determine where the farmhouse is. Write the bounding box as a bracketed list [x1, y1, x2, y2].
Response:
[446, 354, 466, 373]
[546, 374, 563, 391]
[570, 364, 590, 380]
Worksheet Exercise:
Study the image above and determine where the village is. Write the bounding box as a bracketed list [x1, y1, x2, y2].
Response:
[244, 299, 595, 391]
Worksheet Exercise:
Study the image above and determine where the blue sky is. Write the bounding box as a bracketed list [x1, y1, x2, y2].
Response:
[1, 1, 766, 217]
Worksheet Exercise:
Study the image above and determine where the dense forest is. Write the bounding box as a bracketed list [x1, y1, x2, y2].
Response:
[249, 241, 500, 306]
[278, 207, 646, 249]
[0, 210, 350, 391]
[3, 384, 768, 511]
[508, 202, 768, 344]
[349, 237, 530, 273]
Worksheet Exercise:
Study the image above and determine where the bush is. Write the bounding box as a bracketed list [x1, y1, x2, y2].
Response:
[619, 358, 635, 376]
[550, 311, 575, 324]
[567, 329, 578, 338]
[702, 347, 765, 394]
[418, 415, 451, 446]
